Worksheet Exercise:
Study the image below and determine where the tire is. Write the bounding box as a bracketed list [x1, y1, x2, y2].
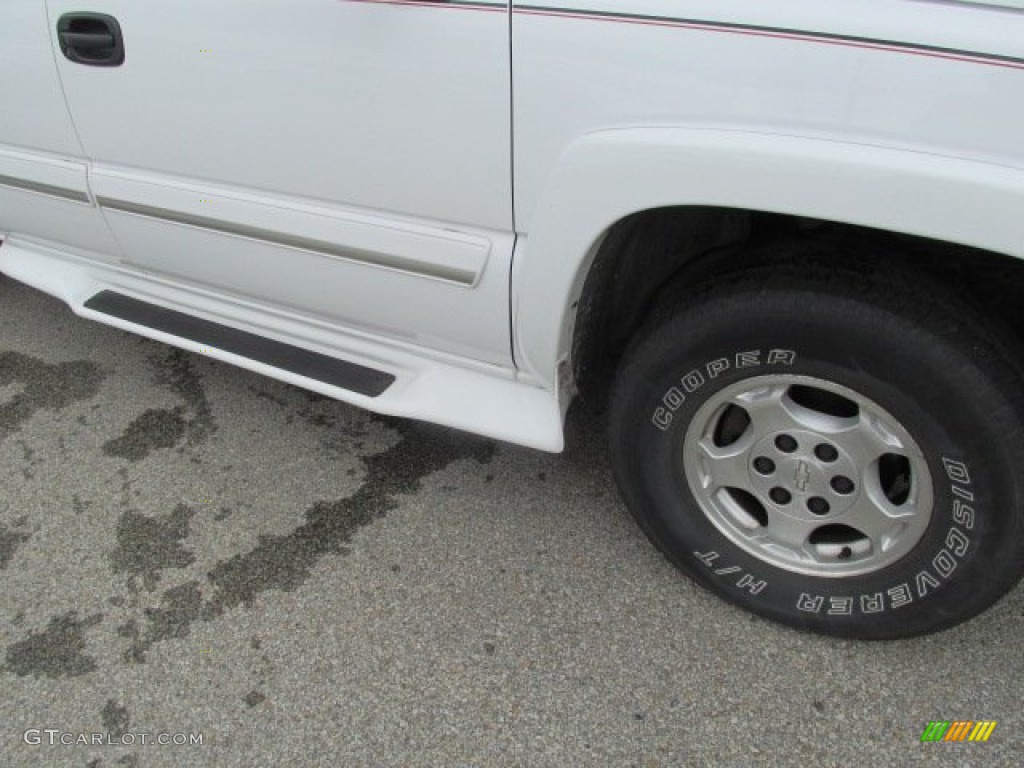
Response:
[609, 260, 1024, 639]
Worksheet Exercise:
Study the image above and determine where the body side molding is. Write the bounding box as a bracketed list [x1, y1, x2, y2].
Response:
[96, 197, 479, 286]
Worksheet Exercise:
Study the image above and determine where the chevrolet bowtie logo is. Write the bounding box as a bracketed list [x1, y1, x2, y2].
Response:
[794, 461, 812, 493]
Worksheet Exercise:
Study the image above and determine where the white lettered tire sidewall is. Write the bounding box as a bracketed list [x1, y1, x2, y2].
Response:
[610, 277, 1024, 639]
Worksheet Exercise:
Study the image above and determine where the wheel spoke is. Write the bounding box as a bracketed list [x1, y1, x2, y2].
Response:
[840, 492, 918, 555]
[695, 436, 752, 491]
[833, 410, 906, 467]
[751, 509, 815, 557]
[731, 383, 803, 435]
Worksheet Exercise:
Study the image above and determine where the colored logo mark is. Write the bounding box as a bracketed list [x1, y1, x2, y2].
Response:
[920, 720, 997, 742]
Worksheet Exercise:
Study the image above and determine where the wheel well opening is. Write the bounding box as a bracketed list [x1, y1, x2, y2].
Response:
[571, 206, 1024, 404]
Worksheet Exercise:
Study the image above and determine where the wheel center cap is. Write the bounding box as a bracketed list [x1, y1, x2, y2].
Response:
[747, 429, 860, 519]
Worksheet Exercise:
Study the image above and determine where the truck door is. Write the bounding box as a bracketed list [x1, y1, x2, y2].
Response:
[47, 1, 514, 366]
[0, 1, 121, 264]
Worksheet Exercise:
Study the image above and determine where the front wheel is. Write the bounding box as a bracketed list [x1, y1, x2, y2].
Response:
[609, 265, 1024, 639]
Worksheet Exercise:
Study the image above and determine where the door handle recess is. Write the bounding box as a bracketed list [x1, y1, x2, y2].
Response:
[57, 13, 125, 67]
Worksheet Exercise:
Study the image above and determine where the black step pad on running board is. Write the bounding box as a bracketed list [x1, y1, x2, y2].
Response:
[84, 290, 395, 397]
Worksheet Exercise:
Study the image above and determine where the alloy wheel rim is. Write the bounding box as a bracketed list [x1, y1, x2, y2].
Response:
[682, 374, 934, 578]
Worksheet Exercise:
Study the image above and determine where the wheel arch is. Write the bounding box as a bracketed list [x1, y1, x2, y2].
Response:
[511, 126, 1024, 403]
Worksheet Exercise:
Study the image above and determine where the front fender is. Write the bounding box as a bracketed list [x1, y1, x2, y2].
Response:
[512, 126, 1024, 393]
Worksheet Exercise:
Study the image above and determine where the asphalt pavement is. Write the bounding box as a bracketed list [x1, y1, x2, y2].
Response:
[1, 275, 1021, 767]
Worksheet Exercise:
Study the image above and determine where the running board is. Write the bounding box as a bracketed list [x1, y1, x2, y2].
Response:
[84, 290, 395, 397]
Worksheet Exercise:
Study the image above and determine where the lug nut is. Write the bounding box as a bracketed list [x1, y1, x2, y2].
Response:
[775, 434, 798, 453]
[814, 443, 839, 462]
[753, 457, 776, 475]
[769, 487, 792, 505]
[807, 497, 831, 515]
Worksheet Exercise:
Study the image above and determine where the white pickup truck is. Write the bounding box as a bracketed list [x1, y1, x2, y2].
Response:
[3, 0, 1024, 639]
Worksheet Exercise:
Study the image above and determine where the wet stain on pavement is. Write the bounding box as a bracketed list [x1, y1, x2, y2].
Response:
[15, 439, 42, 479]
[110, 505, 196, 592]
[117, 417, 495, 661]
[243, 690, 267, 708]
[293, 390, 349, 428]
[250, 387, 289, 409]
[102, 407, 188, 461]
[4, 611, 103, 678]
[115, 622, 141, 662]
[119, 581, 204, 663]
[200, 416, 494, 617]
[101, 699, 131, 738]
[0, 521, 32, 569]
[0, 351, 105, 442]
[148, 348, 216, 447]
